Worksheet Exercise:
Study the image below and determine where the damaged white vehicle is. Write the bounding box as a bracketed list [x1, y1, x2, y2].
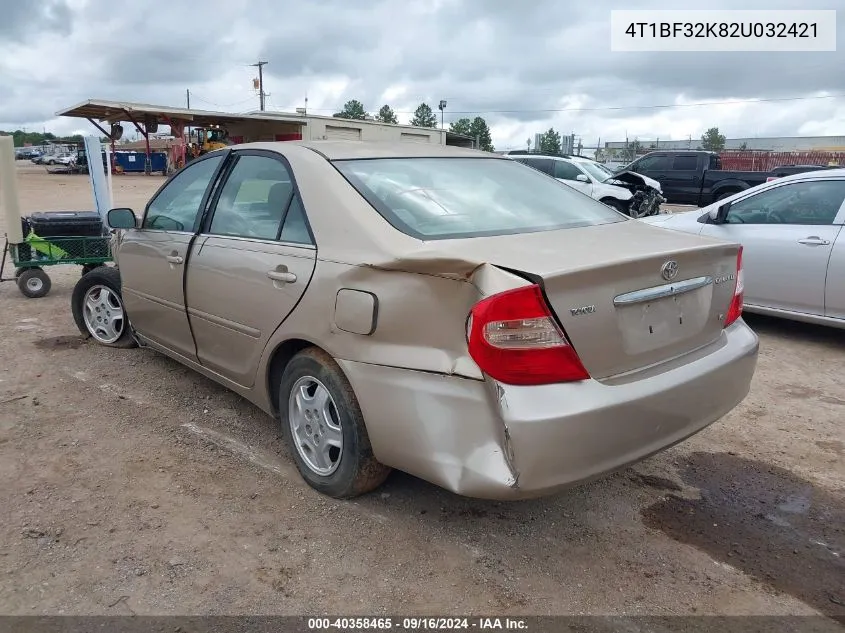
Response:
[510, 154, 665, 218]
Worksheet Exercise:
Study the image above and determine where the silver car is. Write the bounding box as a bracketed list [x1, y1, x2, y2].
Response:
[72, 141, 759, 500]
[643, 169, 845, 329]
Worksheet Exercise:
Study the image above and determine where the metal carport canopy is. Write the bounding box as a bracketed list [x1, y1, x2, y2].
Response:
[55, 99, 308, 129]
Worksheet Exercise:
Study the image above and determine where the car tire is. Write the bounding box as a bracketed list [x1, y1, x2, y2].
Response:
[81, 263, 105, 276]
[279, 347, 391, 498]
[17, 268, 51, 298]
[716, 190, 738, 201]
[71, 267, 137, 348]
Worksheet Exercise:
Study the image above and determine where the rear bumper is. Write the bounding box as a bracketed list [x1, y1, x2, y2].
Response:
[339, 320, 759, 500]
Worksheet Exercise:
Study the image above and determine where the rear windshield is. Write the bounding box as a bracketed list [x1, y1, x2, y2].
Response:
[333, 157, 626, 240]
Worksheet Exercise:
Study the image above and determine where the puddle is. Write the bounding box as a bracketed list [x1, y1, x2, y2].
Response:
[643, 452, 845, 624]
[33, 335, 86, 350]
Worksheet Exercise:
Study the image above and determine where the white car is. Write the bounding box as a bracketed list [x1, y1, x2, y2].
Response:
[42, 153, 75, 166]
[510, 154, 664, 217]
[642, 169, 845, 329]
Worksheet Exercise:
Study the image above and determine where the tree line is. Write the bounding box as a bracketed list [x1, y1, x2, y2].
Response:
[332, 100, 495, 152]
[0, 130, 86, 147]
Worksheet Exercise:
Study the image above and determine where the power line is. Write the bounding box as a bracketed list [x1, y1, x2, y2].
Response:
[189, 94, 258, 109]
[272, 93, 843, 116]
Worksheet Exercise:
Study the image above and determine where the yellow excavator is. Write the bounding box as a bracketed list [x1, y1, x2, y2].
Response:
[188, 126, 230, 160]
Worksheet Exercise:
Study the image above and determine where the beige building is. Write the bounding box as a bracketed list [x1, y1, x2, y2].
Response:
[57, 99, 474, 148]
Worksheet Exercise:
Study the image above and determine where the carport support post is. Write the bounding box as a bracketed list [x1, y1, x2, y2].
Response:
[124, 111, 152, 175]
[143, 132, 151, 175]
[87, 117, 117, 175]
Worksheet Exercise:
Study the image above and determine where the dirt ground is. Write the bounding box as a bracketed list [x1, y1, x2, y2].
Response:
[0, 163, 842, 620]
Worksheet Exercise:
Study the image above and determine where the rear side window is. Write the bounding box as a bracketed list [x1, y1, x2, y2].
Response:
[672, 155, 698, 170]
[209, 154, 294, 239]
[517, 157, 554, 175]
[333, 157, 625, 240]
[635, 155, 671, 171]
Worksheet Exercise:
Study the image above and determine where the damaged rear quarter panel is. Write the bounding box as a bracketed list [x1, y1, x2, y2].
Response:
[253, 257, 531, 494]
[258, 257, 532, 383]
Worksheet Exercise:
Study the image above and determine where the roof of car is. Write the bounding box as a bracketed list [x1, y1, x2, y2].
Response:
[509, 154, 583, 162]
[768, 167, 845, 183]
[231, 140, 499, 161]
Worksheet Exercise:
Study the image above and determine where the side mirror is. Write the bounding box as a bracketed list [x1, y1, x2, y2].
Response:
[708, 201, 730, 224]
[575, 174, 589, 182]
[106, 208, 137, 230]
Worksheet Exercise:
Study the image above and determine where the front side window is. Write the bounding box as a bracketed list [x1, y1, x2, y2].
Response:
[333, 157, 625, 240]
[143, 154, 223, 231]
[726, 180, 845, 225]
[578, 161, 612, 182]
[635, 155, 671, 171]
[209, 154, 297, 240]
[553, 160, 584, 181]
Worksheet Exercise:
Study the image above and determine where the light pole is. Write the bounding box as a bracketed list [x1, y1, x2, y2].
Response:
[438, 100, 447, 129]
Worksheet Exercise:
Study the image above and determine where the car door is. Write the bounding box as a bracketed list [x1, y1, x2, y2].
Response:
[699, 178, 845, 316]
[662, 154, 701, 204]
[118, 152, 227, 358]
[629, 154, 672, 198]
[552, 160, 593, 196]
[823, 210, 845, 321]
[184, 150, 317, 387]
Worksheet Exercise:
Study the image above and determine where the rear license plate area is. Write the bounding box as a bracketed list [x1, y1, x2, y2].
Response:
[617, 288, 710, 354]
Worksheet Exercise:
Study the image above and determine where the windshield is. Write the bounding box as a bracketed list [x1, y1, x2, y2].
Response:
[578, 161, 613, 182]
[333, 157, 625, 240]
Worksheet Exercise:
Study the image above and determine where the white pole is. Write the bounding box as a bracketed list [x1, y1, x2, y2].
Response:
[0, 136, 24, 243]
[105, 143, 114, 210]
[83, 136, 110, 221]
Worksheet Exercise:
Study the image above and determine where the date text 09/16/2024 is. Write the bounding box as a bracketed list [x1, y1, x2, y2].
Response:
[307, 617, 528, 631]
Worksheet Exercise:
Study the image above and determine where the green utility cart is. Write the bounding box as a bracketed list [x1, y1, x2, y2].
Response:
[1, 212, 113, 298]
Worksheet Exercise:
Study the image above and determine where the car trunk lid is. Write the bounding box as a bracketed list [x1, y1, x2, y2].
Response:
[388, 220, 741, 380]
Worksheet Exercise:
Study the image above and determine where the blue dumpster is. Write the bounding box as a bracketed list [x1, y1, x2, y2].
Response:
[114, 151, 167, 173]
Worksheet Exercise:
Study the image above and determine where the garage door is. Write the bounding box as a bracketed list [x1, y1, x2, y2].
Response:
[324, 125, 362, 140]
[400, 133, 432, 143]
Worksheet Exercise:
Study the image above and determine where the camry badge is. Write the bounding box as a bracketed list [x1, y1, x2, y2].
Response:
[570, 305, 596, 316]
[661, 260, 679, 281]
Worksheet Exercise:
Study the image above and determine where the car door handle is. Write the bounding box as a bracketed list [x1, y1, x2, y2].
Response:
[267, 269, 297, 284]
[798, 237, 830, 246]
[165, 254, 184, 264]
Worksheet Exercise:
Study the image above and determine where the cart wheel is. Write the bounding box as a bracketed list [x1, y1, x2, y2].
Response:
[17, 268, 51, 298]
[14, 267, 31, 279]
[72, 267, 137, 348]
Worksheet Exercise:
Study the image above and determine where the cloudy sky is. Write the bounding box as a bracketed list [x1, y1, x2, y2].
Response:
[1, 0, 844, 150]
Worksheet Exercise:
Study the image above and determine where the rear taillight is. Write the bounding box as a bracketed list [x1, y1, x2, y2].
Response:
[724, 246, 744, 327]
[466, 284, 589, 385]
[766, 176, 779, 182]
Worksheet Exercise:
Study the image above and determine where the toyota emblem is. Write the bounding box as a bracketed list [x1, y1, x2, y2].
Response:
[661, 260, 679, 281]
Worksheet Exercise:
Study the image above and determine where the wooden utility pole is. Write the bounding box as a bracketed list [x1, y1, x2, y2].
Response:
[251, 61, 268, 111]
